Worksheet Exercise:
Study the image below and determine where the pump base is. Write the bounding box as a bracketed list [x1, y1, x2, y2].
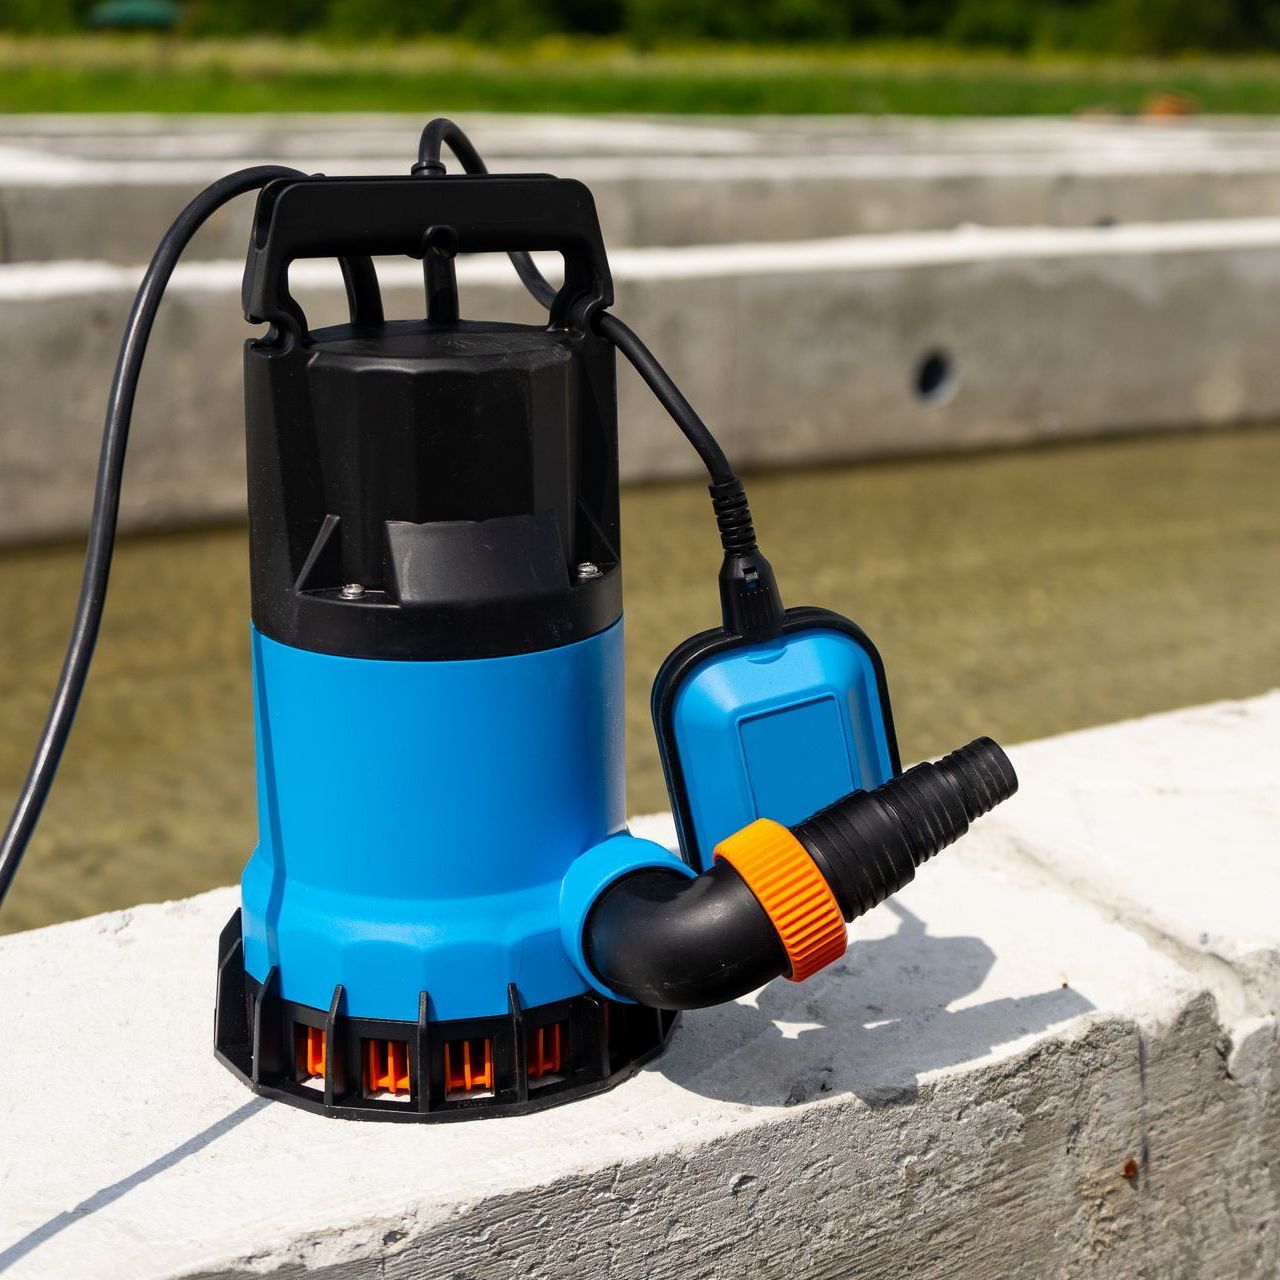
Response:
[213, 912, 677, 1123]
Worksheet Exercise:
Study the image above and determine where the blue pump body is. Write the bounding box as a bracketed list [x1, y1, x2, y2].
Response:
[241, 621, 636, 1022]
[239, 612, 897, 1020]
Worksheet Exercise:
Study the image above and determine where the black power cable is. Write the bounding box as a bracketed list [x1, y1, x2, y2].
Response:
[593, 312, 733, 484]
[417, 118, 735, 485]
[415, 117, 558, 310]
[416, 117, 781, 635]
[1, 128, 783, 913]
[419, 119, 778, 634]
[0, 165, 304, 910]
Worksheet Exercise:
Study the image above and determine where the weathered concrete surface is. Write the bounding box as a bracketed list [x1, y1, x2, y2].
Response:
[10, 114, 1280, 259]
[986, 691, 1280, 1024]
[9, 113, 1280, 547]
[4, 218, 1280, 543]
[0, 696, 1277, 1278]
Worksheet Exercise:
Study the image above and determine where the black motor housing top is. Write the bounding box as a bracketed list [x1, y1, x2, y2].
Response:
[241, 173, 621, 661]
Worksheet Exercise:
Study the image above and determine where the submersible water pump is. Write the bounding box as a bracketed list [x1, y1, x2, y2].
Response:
[1, 119, 1018, 1122]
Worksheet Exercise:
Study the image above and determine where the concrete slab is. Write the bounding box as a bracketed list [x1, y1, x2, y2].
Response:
[11, 114, 1280, 261]
[1, 696, 1278, 1277]
[984, 691, 1280, 1023]
[4, 218, 1280, 543]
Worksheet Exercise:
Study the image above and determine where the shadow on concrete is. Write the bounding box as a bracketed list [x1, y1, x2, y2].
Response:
[658, 900, 1094, 1110]
[0, 1097, 269, 1275]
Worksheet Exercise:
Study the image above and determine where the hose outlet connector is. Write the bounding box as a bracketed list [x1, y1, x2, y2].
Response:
[794, 737, 1018, 922]
[579, 737, 1017, 1010]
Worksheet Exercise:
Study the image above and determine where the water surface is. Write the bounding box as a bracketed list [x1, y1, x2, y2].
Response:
[2, 425, 1276, 932]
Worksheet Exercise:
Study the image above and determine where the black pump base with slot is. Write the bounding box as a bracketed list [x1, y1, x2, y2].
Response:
[214, 910, 677, 1123]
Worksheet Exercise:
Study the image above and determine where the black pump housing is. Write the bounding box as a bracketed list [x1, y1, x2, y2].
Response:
[242, 173, 621, 660]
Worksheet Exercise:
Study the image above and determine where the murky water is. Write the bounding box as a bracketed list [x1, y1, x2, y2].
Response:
[2, 425, 1277, 933]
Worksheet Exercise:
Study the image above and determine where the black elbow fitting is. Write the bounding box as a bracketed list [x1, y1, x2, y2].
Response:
[586, 861, 788, 1010]
[584, 737, 1017, 1010]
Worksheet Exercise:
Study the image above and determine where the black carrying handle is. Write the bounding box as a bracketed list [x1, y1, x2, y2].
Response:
[242, 173, 614, 336]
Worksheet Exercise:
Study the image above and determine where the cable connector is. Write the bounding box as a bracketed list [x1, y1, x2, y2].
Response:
[719, 551, 784, 640]
[710, 477, 784, 639]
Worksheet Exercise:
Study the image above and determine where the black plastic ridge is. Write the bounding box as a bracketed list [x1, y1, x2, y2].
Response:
[507, 984, 530, 1107]
[323, 985, 347, 1108]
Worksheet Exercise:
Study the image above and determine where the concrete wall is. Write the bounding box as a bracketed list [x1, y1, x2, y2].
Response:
[4, 220, 1280, 542]
[6, 114, 1280, 545]
[0, 693, 1276, 1278]
[8, 114, 1280, 259]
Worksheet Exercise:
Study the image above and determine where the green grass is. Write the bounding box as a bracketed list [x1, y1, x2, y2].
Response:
[4, 35, 1280, 114]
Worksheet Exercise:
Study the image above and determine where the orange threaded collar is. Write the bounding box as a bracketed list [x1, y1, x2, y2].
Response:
[714, 818, 847, 983]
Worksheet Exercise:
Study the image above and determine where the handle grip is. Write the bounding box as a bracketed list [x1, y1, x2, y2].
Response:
[242, 173, 613, 334]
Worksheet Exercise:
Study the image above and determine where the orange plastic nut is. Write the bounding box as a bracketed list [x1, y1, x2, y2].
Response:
[714, 818, 847, 982]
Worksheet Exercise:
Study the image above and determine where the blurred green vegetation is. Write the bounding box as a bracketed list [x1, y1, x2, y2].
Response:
[5, 0, 1280, 55]
[7, 0, 1280, 115]
[6, 35, 1280, 114]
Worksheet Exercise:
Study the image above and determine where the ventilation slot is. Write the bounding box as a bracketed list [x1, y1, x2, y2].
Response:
[527, 1022, 567, 1086]
[363, 1038, 411, 1100]
[294, 1025, 326, 1087]
[444, 1037, 495, 1100]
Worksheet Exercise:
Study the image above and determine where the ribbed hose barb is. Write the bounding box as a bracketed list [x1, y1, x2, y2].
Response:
[794, 737, 1019, 921]
[583, 737, 1018, 1010]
